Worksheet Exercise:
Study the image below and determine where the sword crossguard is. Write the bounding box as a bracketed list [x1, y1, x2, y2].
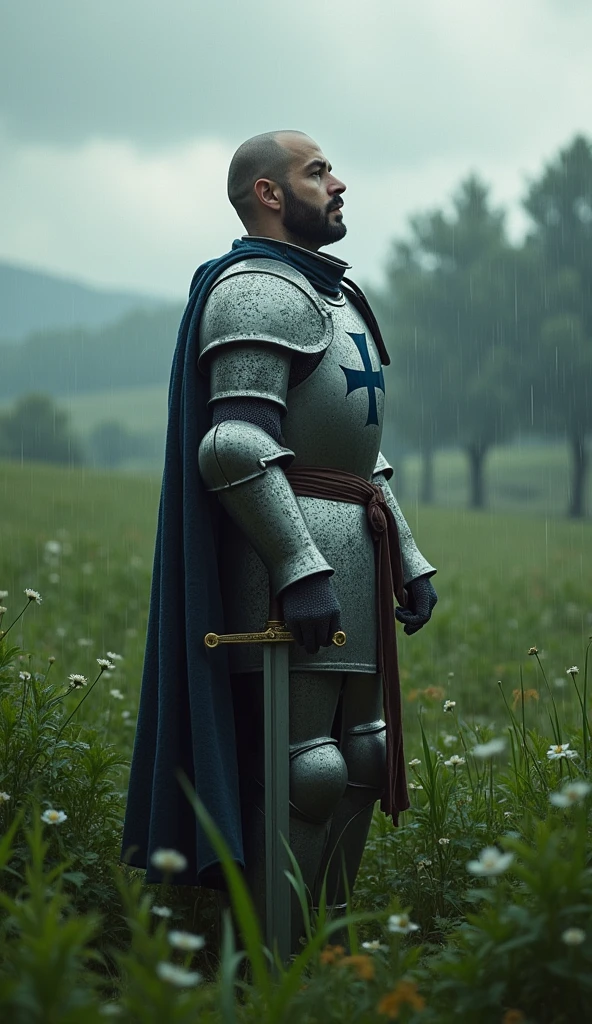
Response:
[204, 620, 346, 649]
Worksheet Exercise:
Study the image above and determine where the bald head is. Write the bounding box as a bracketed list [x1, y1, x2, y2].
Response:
[227, 130, 307, 228]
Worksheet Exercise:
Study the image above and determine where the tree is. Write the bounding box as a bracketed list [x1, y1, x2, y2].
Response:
[86, 420, 162, 468]
[373, 176, 520, 508]
[521, 135, 592, 517]
[0, 393, 84, 465]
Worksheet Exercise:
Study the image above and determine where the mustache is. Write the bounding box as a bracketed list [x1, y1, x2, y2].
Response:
[327, 199, 344, 212]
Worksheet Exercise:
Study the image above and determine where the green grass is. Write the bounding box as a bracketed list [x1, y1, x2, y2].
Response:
[0, 454, 589, 735]
[398, 442, 592, 517]
[2, 385, 590, 516]
[1, 456, 591, 1021]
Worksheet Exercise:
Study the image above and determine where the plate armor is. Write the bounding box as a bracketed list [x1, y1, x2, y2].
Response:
[197, 254, 436, 949]
[198, 258, 435, 675]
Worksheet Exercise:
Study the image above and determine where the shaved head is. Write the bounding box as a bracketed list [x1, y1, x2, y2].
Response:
[227, 130, 307, 227]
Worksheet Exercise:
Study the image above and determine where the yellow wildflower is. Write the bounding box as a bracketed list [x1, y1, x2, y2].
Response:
[511, 688, 539, 710]
[377, 979, 425, 1018]
[341, 954, 375, 980]
[319, 944, 345, 965]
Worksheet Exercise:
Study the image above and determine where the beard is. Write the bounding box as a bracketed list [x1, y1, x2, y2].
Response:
[281, 180, 347, 248]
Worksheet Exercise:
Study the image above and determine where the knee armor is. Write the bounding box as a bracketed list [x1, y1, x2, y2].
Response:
[289, 736, 348, 823]
[340, 719, 387, 792]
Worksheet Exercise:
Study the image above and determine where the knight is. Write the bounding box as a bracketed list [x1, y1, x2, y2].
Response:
[121, 130, 437, 955]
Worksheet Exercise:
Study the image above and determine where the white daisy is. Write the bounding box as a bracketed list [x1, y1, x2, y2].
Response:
[387, 913, 420, 935]
[150, 849, 188, 874]
[41, 809, 67, 825]
[443, 700, 456, 712]
[438, 837, 450, 846]
[549, 781, 592, 808]
[0, 792, 11, 803]
[472, 738, 506, 758]
[547, 743, 577, 761]
[466, 846, 513, 876]
[444, 754, 466, 767]
[156, 962, 201, 987]
[561, 927, 585, 946]
[566, 666, 579, 676]
[97, 658, 115, 671]
[106, 651, 123, 661]
[68, 674, 88, 689]
[24, 589, 42, 604]
[109, 689, 124, 700]
[151, 905, 173, 918]
[362, 939, 389, 952]
[168, 930, 205, 951]
[408, 758, 421, 767]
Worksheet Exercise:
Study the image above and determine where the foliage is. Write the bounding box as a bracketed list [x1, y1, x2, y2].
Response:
[0, 393, 85, 466]
[85, 420, 162, 469]
[372, 175, 522, 507]
[0, 305, 183, 401]
[372, 133, 592, 515]
[0, 453, 591, 1021]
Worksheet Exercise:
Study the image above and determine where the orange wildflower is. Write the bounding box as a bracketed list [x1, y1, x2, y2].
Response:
[319, 944, 345, 965]
[502, 1011, 525, 1024]
[407, 689, 420, 702]
[378, 979, 425, 1018]
[423, 686, 445, 700]
[341, 954, 375, 980]
[511, 688, 539, 710]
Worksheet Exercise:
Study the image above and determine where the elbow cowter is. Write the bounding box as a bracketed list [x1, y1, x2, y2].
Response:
[198, 420, 333, 596]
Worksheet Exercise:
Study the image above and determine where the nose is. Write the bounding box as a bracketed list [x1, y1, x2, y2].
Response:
[328, 175, 346, 198]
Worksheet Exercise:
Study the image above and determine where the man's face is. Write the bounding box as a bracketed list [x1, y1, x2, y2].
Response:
[279, 137, 347, 249]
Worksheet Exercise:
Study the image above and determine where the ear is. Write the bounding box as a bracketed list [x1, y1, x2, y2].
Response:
[254, 178, 282, 212]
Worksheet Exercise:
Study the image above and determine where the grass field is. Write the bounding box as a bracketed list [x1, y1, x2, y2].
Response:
[2, 383, 591, 518]
[1, 455, 589, 738]
[0, 456, 591, 1020]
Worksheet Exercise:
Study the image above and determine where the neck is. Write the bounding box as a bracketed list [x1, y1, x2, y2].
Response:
[243, 234, 351, 271]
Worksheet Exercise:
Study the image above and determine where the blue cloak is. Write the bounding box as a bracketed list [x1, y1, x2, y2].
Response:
[120, 238, 360, 887]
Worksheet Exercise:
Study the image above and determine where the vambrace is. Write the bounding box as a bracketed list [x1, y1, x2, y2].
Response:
[372, 454, 436, 585]
[198, 420, 333, 595]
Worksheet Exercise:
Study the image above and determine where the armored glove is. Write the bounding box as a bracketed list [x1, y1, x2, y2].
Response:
[282, 572, 342, 655]
[395, 574, 438, 636]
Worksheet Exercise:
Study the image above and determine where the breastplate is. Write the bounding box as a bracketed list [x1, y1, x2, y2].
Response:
[281, 293, 384, 480]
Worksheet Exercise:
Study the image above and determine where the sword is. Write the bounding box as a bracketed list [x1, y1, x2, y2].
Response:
[205, 607, 345, 965]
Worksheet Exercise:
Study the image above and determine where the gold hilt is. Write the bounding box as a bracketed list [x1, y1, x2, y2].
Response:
[204, 619, 346, 649]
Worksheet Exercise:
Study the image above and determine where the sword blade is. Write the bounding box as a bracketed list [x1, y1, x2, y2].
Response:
[263, 640, 291, 964]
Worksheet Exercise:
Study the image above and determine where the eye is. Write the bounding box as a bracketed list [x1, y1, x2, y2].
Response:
[312, 168, 322, 177]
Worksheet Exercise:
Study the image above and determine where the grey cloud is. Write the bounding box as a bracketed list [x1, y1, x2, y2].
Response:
[3, 0, 592, 170]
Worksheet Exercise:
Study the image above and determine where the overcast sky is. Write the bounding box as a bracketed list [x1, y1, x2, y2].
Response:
[1, 0, 591, 299]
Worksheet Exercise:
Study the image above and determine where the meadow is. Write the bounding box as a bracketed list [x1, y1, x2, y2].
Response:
[0, 455, 591, 1023]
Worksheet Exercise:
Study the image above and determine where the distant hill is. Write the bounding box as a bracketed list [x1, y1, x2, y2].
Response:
[0, 260, 174, 342]
[0, 303, 185, 400]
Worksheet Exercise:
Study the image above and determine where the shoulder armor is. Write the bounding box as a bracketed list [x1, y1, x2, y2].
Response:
[198, 259, 333, 369]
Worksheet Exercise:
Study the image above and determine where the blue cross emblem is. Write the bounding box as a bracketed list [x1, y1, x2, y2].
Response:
[340, 332, 385, 426]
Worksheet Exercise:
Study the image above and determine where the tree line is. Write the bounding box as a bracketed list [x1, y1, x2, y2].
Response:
[0, 133, 590, 514]
[372, 133, 592, 518]
[0, 394, 161, 469]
